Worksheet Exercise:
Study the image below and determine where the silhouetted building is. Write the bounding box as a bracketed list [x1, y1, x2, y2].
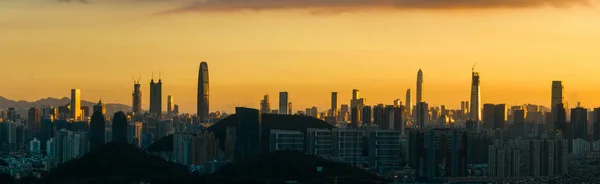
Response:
[406, 89, 412, 119]
[80, 106, 90, 119]
[150, 76, 162, 116]
[28, 107, 41, 138]
[192, 130, 219, 165]
[89, 111, 106, 151]
[330, 92, 338, 118]
[416, 102, 428, 129]
[279, 92, 289, 115]
[489, 140, 521, 177]
[362, 106, 372, 126]
[571, 106, 588, 140]
[554, 103, 567, 135]
[470, 68, 481, 126]
[269, 130, 304, 152]
[551, 81, 563, 131]
[368, 130, 402, 171]
[167, 95, 174, 118]
[198, 61, 210, 123]
[111, 111, 128, 143]
[260, 94, 271, 114]
[351, 106, 360, 128]
[593, 108, 600, 141]
[38, 118, 55, 151]
[93, 100, 106, 116]
[71, 89, 81, 121]
[234, 107, 261, 161]
[132, 78, 142, 113]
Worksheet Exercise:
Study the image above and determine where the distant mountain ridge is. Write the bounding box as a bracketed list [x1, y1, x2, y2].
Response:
[0, 96, 132, 119]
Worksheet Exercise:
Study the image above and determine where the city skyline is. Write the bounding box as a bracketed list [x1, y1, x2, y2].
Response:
[3, 1, 600, 113]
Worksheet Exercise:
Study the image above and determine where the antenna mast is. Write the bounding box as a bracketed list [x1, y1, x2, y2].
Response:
[472, 63, 477, 73]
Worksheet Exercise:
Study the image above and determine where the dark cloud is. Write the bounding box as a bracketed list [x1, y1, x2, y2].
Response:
[161, 0, 592, 13]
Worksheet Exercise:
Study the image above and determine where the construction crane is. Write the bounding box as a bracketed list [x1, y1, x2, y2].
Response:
[472, 62, 477, 73]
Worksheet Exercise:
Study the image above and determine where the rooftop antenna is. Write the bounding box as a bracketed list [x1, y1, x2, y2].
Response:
[152, 70, 154, 81]
[472, 62, 477, 73]
[137, 76, 141, 83]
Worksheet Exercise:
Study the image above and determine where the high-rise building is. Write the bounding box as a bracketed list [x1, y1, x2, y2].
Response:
[93, 100, 106, 116]
[331, 92, 338, 117]
[197, 62, 210, 123]
[551, 81, 564, 131]
[191, 130, 219, 165]
[173, 105, 179, 115]
[368, 130, 402, 169]
[260, 94, 271, 114]
[149, 76, 162, 116]
[494, 104, 507, 130]
[234, 107, 262, 161]
[406, 89, 412, 119]
[350, 106, 360, 128]
[80, 106, 90, 119]
[279, 92, 289, 115]
[111, 111, 128, 143]
[70, 89, 81, 121]
[554, 103, 567, 135]
[89, 111, 106, 151]
[167, 95, 174, 117]
[340, 104, 349, 122]
[28, 107, 41, 138]
[362, 106, 372, 126]
[416, 102, 428, 129]
[488, 140, 521, 178]
[571, 106, 588, 140]
[132, 79, 142, 113]
[469, 69, 481, 124]
[593, 108, 600, 141]
[416, 69, 423, 103]
[287, 102, 293, 115]
[29, 138, 41, 154]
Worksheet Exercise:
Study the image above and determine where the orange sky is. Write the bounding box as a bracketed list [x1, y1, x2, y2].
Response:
[1, 0, 600, 114]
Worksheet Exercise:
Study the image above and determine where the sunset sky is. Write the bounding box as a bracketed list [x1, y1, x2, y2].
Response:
[1, 0, 600, 114]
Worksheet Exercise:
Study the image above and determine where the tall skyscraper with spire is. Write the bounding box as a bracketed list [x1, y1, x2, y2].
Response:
[416, 69, 423, 103]
[470, 66, 481, 123]
[132, 78, 142, 113]
[149, 74, 162, 115]
[70, 89, 81, 121]
[198, 62, 210, 123]
[405, 89, 412, 118]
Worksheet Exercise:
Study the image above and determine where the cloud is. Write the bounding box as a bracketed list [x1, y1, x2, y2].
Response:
[161, 0, 593, 13]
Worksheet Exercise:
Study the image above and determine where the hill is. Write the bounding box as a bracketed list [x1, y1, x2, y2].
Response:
[44, 142, 208, 184]
[214, 150, 387, 184]
[147, 114, 334, 152]
[0, 96, 131, 118]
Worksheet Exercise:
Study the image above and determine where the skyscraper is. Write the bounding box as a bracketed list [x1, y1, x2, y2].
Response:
[260, 94, 271, 114]
[571, 105, 587, 140]
[279, 92, 289, 115]
[470, 68, 481, 124]
[132, 79, 142, 113]
[150, 76, 162, 116]
[331, 92, 338, 117]
[197, 61, 210, 123]
[593, 108, 600, 141]
[234, 107, 262, 161]
[167, 95, 174, 117]
[111, 111, 128, 143]
[406, 89, 412, 119]
[89, 111, 105, 151]
[70, 89, 81, 121]
[416, 102, 428, 129]
[28, 107, 41, 138]
[416, 69, 423, 103]
[551, 81, 564, 131]
[93, 100, 106, 116]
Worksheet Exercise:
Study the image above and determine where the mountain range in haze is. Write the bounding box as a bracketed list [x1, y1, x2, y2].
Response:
[0, 96, 132, 119]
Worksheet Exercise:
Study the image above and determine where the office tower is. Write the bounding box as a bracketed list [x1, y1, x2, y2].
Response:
[351, 106, 360, 128]
[80, 106, 89, 119]
[198, 62, 210, 123]
[132, 78, 142, 113]
[393, 99, 402, 107]
[41, 106, 57, 121]
[279, 92, 289, 115]
[167, 95, 174, 117]
[423, 129, 468, 179]
[482, 104, 495, 129]
[362, 106, 372, 126]
[372, 104, 384, 128]
[416, 69, 423, 103]
[406, 89, 412, 118]
[306, 128, 334, 158]
[551, 81, 563, 131]
[488, 140, 521, 177]
[333, 129, 365, 165]
[287, 102, 293, 115]
[234, 107, 262, 161]
[554, 103, 567, 135]
[416, 102, 428, 129]
[331, 92, 338, 117]
[28, 107, 41, 138]
[111, 111, 128, 143]
[260, 94, 271, 114]
[89, 111, 106, 151]
[93, 100, 106, 116]
[70, 89, 81, 121]
[149, 75, 162, 116]
[352, 89, 360, 100]
[594, 108, 600, 141]
[54, 129, 73, 164]
[38, 118, 55, 150]
[494, 104, 507, 130]
[310, 106, 318, 118]
[340, 104, 349, 122]
[269, 130, 304, 152]
[469, 68, 481, 124]
[571, 106, 588, 140]
[173, 105, 179, 115]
